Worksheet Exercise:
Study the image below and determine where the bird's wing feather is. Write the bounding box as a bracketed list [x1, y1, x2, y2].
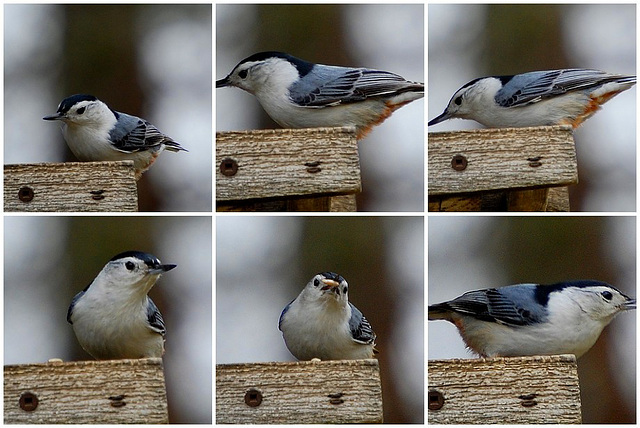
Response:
[66, 286, 89, 324]
[146, 297, 166, 336]
[348, 303, 376, 344]
[495, 69, 630, 107]
[278, 299, 295, 331]
[435, 288, 542, 326]
[108, 112, 184, 153]
[291, 66, 422, 107]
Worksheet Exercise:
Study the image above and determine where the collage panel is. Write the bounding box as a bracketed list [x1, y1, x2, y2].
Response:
[4, 216, 212, 423]
[428, 4, 635, 212]
[427, 5, 637, 423]
[428, 216, 635, 423]
[216, 3, 424, 212]
[216, 216, 424, 423]
[4, 4, 212, 213]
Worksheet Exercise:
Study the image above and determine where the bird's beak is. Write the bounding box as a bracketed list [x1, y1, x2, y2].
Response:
[216, 77, 231, 88]
[150, 264, 177, 275]
[43, 112, 65, 121]
[428, 110, 451, 126]
[623, 297, 636, 310]
[320, 278, 339, 291]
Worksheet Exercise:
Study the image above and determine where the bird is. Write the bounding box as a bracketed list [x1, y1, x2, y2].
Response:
[428, 280, 635, 358]
[217, 51, 424, 139]
[67, 251, 176, 359]
[429, 69, 636, 129]
[43, 94, 187, 180]
[278, 272, 377, 360]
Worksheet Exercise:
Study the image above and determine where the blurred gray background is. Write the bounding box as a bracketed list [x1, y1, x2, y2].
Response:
[429, 4, 636, 211]
[4, 4, 212, 212]
[216, 4, 424, 212]
[217, 216, 424, 423]
[4, 216, 212, 424]
[428, 216, 636, 423]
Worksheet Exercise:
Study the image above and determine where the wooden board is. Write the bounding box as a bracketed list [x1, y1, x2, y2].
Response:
[216, 359, 383, 424]
[216, 127, 361, 204]
[428, 126, 578, 195]
[4, 161, 138, 212]
[4, 359, 168, 424]
[428, 354, 581, 424]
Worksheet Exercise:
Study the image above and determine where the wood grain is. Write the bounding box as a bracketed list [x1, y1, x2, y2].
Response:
[428, 354, 581, 424]
[216, 359, 383, 424]
[4, 359, 168, 424]
[4, 161, 138, 212]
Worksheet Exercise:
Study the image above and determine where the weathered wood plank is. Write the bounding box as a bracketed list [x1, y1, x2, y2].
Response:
[216, 127, 361, 203]
[216, 359, 383, 424]
[428, 354, 581, 424]
[4, 161, 138, 212]
[216, 193, 357, 212]
[428, 126, 578, 195]
[4, 359, 168, 424]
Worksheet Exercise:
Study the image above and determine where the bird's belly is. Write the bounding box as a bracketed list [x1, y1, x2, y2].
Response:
[72, 317, 164, 359]
[462, 318, 601, 358]
[259, 99, 389, 133]
[281, 318, 373, 360]
[63, 128, 156, 172]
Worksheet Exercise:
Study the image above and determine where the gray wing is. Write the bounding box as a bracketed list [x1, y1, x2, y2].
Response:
[290, 65, 423, 107]
[109, 112, 185, 153]
[430, 287, 545, 326]
[495, 69, 633, 108]
[278, 299, 295, 331]
[66, 286, 89, 324]
[146, 297, 166, 336]
[349, 303, 376, 345]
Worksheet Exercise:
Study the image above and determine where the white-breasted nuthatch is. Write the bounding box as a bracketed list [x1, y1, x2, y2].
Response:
[429, 69, 636, 128]
[278, 272, 377, 360]
[429, 280, 635, 358]
[67, 251, 176, 359]
[217, 51, 424, 139]
[44, 94, 187, 180]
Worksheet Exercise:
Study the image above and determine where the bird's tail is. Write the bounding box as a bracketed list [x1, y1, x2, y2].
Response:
[428, 303, 452, 321]
[164, 139, 188, 152]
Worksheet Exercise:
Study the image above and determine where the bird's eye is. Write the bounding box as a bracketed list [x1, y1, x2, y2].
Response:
[602, 290, 613, 301]
[342, 285, 348, 294]
[125, 261, 135, 271]
[238, 69, 248, 79]
[314, 278, 321, 287]
[454, 95, 463, 106]
[77, 107, 86, 115]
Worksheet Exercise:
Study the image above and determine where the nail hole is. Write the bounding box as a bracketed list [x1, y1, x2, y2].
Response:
[18, 186, 34, 202]
[244, 388, 262, 407]
[451, 155, 468, 171]
[428, 389, 444, 410]
[19, 392, 39, 411]
[220, 158, 239, 176]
